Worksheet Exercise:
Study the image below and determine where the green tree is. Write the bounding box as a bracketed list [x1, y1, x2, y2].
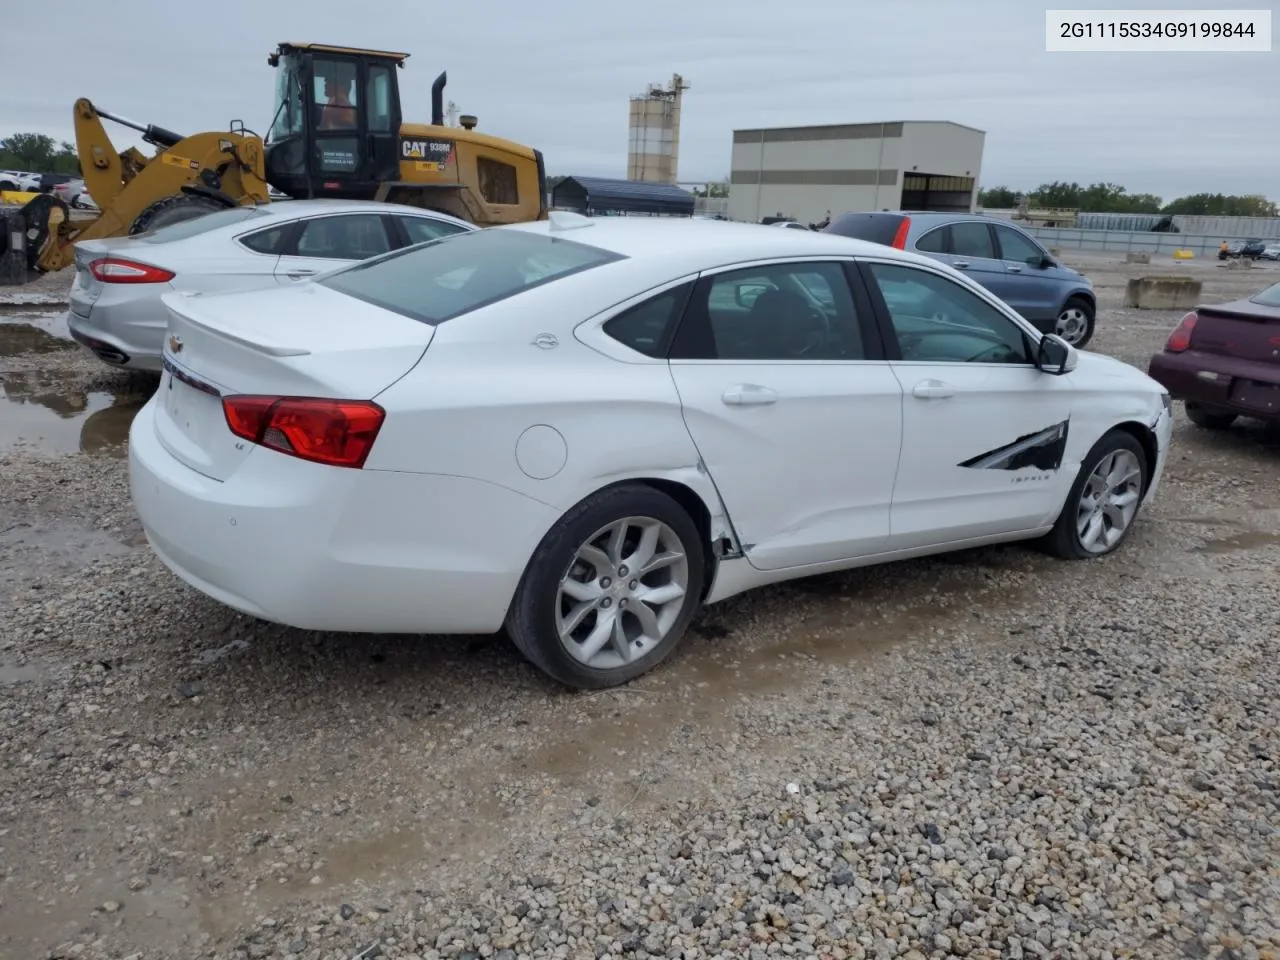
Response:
[1161, 192, 1278, 218]
[978, 186, 1018, 208]
[0, 133, 80, 175]
[1029, 181, 1083, 208]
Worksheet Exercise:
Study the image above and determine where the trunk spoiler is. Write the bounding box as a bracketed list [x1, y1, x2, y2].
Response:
[161, 292, 311, 358]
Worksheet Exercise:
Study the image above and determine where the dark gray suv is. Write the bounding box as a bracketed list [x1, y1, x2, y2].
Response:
[824, 212, 1098, 348]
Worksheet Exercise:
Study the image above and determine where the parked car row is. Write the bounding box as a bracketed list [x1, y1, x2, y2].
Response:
[1219, 239, 1270, 261]
[115, 213, 1174, 690]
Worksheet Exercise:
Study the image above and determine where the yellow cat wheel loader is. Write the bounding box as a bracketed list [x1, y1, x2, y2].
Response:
[24, 41, 548, 274]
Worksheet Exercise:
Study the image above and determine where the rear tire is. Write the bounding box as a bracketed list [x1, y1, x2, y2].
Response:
[1184, 401, 1237, 430]
[505, 484, 705, 690]
[128, 194, 227, 236]
[1055, 296, 1096, 349]
[1040, 429, 1148, 560]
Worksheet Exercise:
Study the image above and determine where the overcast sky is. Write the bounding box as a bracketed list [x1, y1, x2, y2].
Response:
[3, 0, 1275, 202]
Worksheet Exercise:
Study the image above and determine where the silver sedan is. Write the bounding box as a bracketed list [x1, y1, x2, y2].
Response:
[67, 198, 475, 372]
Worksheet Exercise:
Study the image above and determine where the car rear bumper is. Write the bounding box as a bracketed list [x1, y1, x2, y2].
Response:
[1148, 350, 1280, 423]
[67, 302, 167, 372]
[128, 399, 559, 634]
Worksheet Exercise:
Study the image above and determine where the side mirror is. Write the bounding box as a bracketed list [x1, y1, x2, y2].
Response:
[734, 282, 768, 308]
[1038, 255, 1057, 269]
[1036, 333, 1078, 375]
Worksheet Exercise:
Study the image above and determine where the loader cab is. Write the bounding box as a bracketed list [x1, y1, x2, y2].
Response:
[265, 42, 405, 201]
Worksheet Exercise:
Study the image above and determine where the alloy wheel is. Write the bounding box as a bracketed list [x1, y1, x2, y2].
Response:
[556, 516, 690, 670]
[1075, 449, 1143, 553]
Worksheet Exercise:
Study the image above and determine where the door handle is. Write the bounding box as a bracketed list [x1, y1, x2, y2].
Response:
[1007, 264, 1023, 273]
[722, 384, 777, 406]
[951, 260, 970, 269]
[912, 379, 955, 399]
[286, 269, 316, 279]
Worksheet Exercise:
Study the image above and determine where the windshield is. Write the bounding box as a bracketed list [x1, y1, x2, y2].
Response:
[320, 228, 626, 325]
[137, 206, 270, 243]
[269, 53, 305, 141]
[1251, 282, 1280, 308]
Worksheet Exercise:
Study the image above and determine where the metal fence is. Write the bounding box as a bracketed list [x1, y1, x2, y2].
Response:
[1023, 227, 1243, 258]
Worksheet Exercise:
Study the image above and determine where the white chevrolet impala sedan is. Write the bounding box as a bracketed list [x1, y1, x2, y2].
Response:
[129, 214, 1173, 689]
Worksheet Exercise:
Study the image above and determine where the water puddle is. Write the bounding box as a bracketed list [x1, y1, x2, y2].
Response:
[0, 370, 149, 457]
[0, 314, 76, 354]
[1194, 530, 1280, 554]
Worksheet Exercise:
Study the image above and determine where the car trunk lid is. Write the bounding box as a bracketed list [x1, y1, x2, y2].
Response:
[1190, 300, 1280, 365]
[153, 284, 434, 481]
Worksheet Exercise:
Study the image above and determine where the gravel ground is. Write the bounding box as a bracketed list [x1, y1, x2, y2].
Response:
[1, 253, 1278, 960]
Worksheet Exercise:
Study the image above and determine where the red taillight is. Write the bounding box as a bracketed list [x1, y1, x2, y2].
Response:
[1166, 311, 1198, 352]
[891, 217, 911, 249]
[89, 257, 175, 284]
[222, 396, 385, 469]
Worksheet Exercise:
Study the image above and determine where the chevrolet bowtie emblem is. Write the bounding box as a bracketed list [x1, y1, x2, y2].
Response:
[168, 335, 183, 353]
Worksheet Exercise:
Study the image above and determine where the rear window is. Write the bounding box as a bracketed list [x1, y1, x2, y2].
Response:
[823, 212, 907, 246]
[319, 228, 626, 325]
[138, 205, 270, 243]
[1252, 282, 1280, 307]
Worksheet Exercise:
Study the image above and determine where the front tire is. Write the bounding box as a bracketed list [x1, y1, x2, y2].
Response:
[1041, 429, 1148, 560]
[1184, 401, 1237, 430]
[505, 484, 705, 690]
[1055, 297, 1096, 349]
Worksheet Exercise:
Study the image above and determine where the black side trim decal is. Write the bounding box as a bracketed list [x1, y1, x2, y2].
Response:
[959, 419, 1069, 471]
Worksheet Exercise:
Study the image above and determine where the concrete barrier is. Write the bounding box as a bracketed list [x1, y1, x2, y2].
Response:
[1125, 276, 1202, 310]
[1125, 252, 1151, 264]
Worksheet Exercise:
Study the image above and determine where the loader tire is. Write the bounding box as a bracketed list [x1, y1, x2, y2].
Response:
[128, 194, 227, 237]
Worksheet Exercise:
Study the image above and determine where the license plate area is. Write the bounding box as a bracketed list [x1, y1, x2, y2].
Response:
[161, 357, 226, 445]
[1229, 378, 1280, 413]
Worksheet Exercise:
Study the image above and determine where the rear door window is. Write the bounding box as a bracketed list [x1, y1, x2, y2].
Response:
[320, 228, 625, 325]
[293, 214, 393, 260]
[602, 283, 694, 358]
[915, 227, 948, 253]
[238, 223, 294, 255]
[948, 222, 997, 260]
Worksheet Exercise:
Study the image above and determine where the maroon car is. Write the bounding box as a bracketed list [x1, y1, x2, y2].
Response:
[1148, 280, 1280, 429]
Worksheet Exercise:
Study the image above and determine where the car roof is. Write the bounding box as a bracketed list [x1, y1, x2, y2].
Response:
[499, 216, 937, 274]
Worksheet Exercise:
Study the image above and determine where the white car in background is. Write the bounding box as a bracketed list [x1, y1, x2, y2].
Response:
[68, 198, 475, 371]
[129, 215, 1172, 691]
[0, 170, 41, 193]
[52, 178, 98, 209]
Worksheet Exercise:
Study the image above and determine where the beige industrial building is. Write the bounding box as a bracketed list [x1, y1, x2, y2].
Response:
[627, 74, 689, 184]
[728, 121, 985, 224]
